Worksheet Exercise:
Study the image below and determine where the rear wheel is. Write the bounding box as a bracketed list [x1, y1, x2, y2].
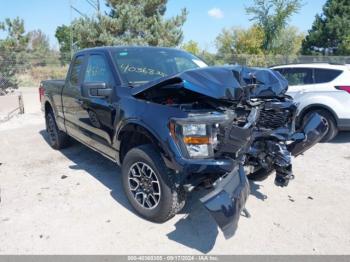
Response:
[121, 144, 185, 222]
[45, 110, 70, 150]
[302, 109, 338, 143]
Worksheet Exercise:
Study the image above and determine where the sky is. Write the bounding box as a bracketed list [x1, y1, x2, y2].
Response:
[0, 0, 327, 52]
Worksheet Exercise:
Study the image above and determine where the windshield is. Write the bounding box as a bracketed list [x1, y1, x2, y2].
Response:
[112, 48, 207, 86]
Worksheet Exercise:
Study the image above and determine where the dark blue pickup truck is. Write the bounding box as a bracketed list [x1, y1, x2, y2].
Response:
[40, 46, 327, 238]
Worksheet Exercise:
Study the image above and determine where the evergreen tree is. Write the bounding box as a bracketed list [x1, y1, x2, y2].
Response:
[0, 17, 28, 93]
[302, 0, 350, 55]
[56, 0, 188, 58]
[106, 0, 188, 46]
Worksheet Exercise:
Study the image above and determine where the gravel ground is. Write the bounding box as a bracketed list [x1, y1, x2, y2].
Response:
[0, 88, 350, 254]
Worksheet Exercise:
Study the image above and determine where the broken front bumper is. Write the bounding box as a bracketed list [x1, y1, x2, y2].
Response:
[200, 165, 249, 239]
[288, 113, 328, 157]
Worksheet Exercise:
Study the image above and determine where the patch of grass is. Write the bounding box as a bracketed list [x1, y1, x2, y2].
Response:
[17, 65, 68, 87]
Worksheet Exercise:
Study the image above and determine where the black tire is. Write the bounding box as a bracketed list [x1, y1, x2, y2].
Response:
[303, 109, 338, 143]
[45, 110, 70, 150]
[121, 144, 186, 223]
[247, 167, 274, 182]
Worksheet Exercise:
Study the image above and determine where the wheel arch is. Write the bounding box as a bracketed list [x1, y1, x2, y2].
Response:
[44, 100, 53, 115]
[297, 104, 339, 127]
[117, 122, 169, 165]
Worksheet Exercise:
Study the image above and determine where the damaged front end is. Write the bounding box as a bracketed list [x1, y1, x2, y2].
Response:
[131, 65, 327, 238]
[246, 97, 328, 186]
[200, 165, 249, 239]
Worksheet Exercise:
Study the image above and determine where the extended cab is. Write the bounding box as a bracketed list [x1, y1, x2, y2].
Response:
[40, 47, 326, 238]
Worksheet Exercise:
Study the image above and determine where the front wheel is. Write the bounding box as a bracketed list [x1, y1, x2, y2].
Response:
[121, 145, 186, 223]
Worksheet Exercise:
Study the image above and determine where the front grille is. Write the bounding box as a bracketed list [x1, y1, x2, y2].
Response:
[258, 109, 290, 129]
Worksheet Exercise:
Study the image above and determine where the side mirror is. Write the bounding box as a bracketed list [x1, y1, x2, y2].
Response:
[82, 82, 112, 98]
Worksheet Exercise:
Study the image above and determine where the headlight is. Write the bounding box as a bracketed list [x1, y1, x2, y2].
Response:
[182, 124, 207, 136]
[186, 144, 209, 158]
[170, 113, 229, 159]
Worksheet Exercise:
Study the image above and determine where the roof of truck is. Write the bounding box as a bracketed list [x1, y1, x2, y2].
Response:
[75, 46, 182, 55]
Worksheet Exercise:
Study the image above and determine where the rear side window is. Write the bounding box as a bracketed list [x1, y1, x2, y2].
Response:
[84, 54, 113, 84]
[314, 69, 342, 84]
[280, 68, 313, 86]
[69, 56, 84, 86]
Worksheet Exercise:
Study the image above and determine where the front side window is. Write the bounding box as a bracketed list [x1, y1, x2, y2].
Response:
[113, 48, 207, 86]
[314, 69, 342, 84]
[281, 68, 313, 86]
[69, 55, 84, 86]
[84, 54, 113, 84]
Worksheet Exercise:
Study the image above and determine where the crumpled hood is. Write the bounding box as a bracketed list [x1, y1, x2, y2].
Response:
[131, 66, 289, 100]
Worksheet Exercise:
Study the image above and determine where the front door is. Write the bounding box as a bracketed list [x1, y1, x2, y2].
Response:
[78, 53, 117, 158]
[276, 67, 315, 99]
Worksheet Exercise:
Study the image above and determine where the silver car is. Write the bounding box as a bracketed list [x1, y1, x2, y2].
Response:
[272, 63, 350, 142]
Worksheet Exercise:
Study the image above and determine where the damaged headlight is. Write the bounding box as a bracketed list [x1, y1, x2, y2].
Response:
[170, 113, 228, 159]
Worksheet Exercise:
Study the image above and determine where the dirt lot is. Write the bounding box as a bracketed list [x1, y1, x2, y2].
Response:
[0, 88, 350, 254]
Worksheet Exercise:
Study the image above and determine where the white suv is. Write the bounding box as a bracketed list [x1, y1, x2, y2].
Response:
[272, 63, 350, 142]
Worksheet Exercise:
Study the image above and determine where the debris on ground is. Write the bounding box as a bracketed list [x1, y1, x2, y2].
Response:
[288, 195, 295, 202]
[308, 196, 314, 200]
[61, 175, 68, 179]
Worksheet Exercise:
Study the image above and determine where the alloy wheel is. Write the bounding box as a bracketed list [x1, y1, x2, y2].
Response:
[128, 162, 161, 209]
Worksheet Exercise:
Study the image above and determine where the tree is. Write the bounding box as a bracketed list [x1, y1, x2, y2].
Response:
[27, 30, 55, 66]
[302, 0, 350, 55]
[271, 26, 304, 55]
[246, 0, 302, 52]
[55, 25, 75, 64]
[28, 30, 50, 51]
[0, 17, 28, 93]
[106, 0, 187, 46]
[56, 0, 188, 59]
[181, 40, 201, 56]
[215, 26, 265, 64]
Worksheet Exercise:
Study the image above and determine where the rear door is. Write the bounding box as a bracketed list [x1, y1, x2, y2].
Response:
[62, 54, 86, 138]
[313, 68, 343, 91]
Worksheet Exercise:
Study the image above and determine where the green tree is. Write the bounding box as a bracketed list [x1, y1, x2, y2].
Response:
[302, 0, 350, 55]
[273, 26, 304, 55]
[56, 0, 188, 58]
[27, 30, 55, 66]
[55, 25, 75, 64]
[215, 26, 265, 64]
[181, 40, 201, 56]
[106, 0, 187, 46]
[0, 17, 28, 93]
[246, 0, 302, 53]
